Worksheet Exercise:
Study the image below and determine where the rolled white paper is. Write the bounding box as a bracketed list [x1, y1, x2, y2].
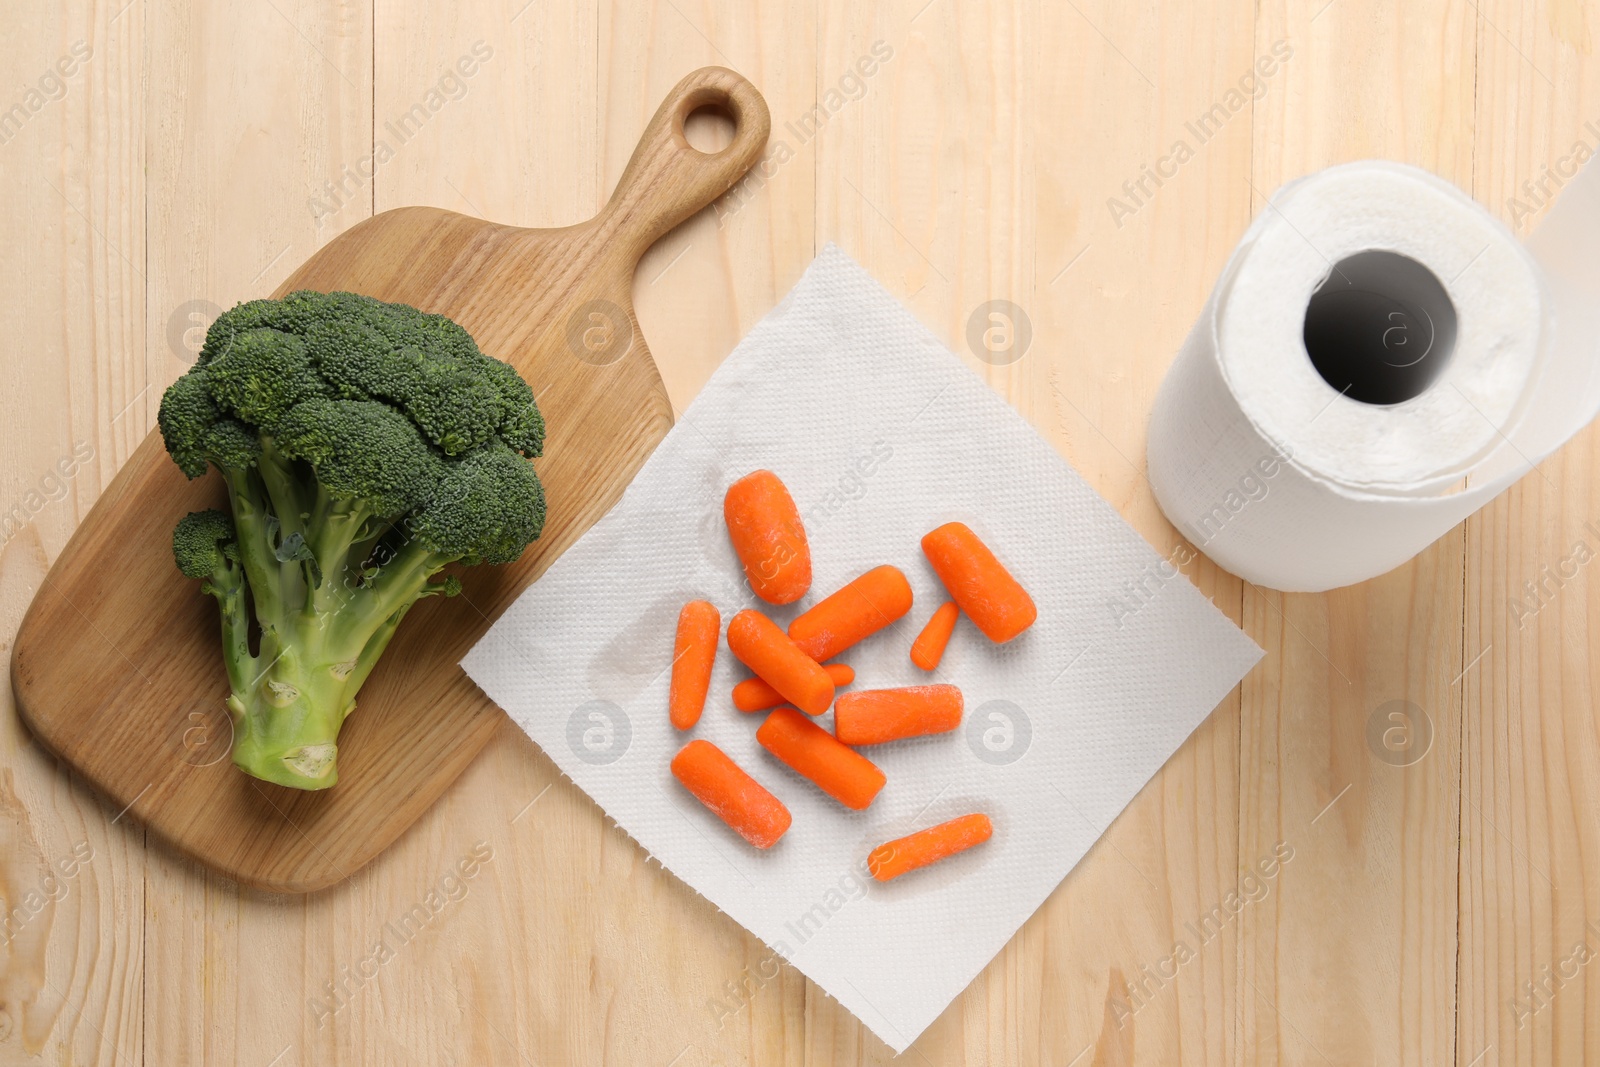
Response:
[1148, 159, 1600, 591]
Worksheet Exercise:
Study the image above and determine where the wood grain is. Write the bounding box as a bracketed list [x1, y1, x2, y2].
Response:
[10, 65, 771, 893]
[3, 0, 1600, 1064]
[1460, 5, 1600, 1066]
[1022, 2, 1254, 1063]
[1237, 4, 1472, 1065]
[0, 3, 153, 1063]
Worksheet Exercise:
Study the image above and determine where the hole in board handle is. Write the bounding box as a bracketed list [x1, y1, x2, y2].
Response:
[683, 100, 737, 155]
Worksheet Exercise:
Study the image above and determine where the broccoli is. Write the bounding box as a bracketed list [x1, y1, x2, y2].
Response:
[159, 290, 546, 790]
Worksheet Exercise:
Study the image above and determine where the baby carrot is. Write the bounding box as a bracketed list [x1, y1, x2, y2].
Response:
[867, 813, 992, 881]
[725, 470, 812, 605]
[669, 600, 721, 730]
[920, 522, 1036, 643]
[756, 707, 886, 810]
[909, 601, 960, 671]
[833, 684, 963, 746]
[671, 739, 791, 849]
[726, 609, 836, 716]
[733, 663, 855, 713]
[787, 564, 914, 662]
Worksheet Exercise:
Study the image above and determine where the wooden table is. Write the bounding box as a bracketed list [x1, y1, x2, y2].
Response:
[1, 1, 1595, 1064]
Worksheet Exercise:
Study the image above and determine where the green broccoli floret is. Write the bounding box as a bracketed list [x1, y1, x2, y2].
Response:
[173, 508, 239, 579]
[158, 290, 547, 790]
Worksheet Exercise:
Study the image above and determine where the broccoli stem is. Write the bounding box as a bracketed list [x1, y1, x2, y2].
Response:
[336, 599, 418, 703]
[220, 464, 287, 626]
[227, 649, 354, 789]
[214, 461, 343, 788]
[329, 537, 459, 654]
[226, 601, 374, 789]
[203, 560, 255, 698]
[304, 484, 377, 616]
[220, 515, 458, 789]
[256, 438, 308, 537]
[256, 440, 310, 610]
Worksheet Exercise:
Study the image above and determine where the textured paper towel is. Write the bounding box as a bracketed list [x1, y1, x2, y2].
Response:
[463, 245, 1263, 1051]
[1148, 159, 1600, 591]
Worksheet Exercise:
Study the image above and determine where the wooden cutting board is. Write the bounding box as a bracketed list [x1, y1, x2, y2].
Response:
[10, 67, 770, 894]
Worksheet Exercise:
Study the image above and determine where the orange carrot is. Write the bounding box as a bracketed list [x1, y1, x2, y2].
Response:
[734, 663, 854, 713]
[909, 601, 960, 671]
[787, 564, 914, 662]
[833, 684, 963, 746]
[669, 600, 721, 730]
[756, 707, 886, 810]
[670, 739, 792, 849]
[726, 609, 835, 716]
[920, 522, 1036, 643]
[867, 813, 992, 881]
[725, 471, 812, 605]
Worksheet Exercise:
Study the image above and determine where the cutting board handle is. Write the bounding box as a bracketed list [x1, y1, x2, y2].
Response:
[599, 66, 771, 257]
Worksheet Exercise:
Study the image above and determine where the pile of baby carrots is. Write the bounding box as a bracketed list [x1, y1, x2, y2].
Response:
[667, 469, 1036, 881]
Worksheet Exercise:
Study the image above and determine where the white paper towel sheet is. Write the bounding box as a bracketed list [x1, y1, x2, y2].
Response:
[463, 245, 1263, 1051]
[1148, 159, 1600, 591]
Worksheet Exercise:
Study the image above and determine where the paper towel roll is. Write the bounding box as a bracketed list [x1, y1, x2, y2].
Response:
[1148, 159, 1600, 591]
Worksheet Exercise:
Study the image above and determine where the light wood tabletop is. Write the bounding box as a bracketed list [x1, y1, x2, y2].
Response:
[2, 1, 1597, 1064]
